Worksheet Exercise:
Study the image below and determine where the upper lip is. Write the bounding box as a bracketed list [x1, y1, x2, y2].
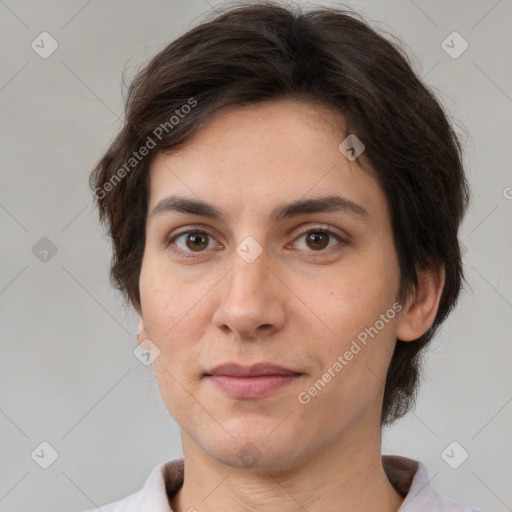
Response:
[205, 362, 302, 377]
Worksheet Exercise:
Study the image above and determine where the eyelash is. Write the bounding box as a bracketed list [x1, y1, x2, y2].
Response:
[166, 225, 346, 259]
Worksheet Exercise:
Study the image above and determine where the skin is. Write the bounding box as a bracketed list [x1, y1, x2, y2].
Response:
[137, 97, 445, 512]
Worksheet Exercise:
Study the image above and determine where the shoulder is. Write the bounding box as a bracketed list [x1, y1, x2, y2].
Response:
[83, 491, 141, 512]
[81, 457, 184, 512]
[409, 479, 483, 512]
[383, 455, 482, 512]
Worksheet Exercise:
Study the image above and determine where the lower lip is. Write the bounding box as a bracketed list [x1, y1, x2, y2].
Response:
[206, 374, 302, 398]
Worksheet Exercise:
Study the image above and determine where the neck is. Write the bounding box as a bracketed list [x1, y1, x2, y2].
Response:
[169, 410, 404, 512]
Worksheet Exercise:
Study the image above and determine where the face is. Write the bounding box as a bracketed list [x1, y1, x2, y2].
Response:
[138, 98, 403, 470]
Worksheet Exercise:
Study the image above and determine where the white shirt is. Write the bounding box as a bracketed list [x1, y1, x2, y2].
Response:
[84, 455, 482, 512]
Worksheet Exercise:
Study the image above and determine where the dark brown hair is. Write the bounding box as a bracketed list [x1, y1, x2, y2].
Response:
[89, 1, 470, 426]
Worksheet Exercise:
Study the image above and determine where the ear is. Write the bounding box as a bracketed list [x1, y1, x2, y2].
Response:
[396, 265, 445, 342]
[137, 316, 151, 350]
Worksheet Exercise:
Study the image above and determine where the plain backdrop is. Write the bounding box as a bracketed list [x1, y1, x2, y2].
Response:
[1, 1, 511, 511]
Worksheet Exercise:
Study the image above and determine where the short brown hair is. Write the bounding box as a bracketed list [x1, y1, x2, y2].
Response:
[89, 1, 470, 426]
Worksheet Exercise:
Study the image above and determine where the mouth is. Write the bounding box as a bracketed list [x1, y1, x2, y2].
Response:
[204, 362, 304, 399]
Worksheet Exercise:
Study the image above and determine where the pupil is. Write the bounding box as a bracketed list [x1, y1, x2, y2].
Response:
[308, 232, 328, 250]
[188, 233, 207, 250]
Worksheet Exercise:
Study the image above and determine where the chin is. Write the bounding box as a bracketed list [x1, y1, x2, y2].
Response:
[197, 429, 306, 472]
[211, 446, 293, 472]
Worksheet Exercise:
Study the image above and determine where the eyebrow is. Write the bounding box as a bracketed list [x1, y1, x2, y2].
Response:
[150, 194, 370, 223]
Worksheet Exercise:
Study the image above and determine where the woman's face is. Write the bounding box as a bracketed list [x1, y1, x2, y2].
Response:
[138, 98, 404, 470]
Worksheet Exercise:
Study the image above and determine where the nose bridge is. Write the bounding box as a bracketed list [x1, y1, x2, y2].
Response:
[214, 240, 286, 337]
[225, 223, 272, 292]
[227, 242, 274, 304]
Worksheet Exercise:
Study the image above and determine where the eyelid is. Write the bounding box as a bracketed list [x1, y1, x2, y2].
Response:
[289, 222, 348, 242]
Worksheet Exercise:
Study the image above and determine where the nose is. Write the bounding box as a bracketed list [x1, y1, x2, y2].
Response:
[212, 249, 287, 341]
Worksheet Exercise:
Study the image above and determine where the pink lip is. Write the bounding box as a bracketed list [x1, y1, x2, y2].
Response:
[207, 374, 302, 398]
[205, 362, 300, 377]
[204, 363, 303, 398]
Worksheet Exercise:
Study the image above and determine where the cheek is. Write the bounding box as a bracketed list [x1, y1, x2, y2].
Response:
[139, 257, 204, 340]
[141, 269, 206, 421]
[139, 259, 213, 380]
[304, 257, 398, 337]
[296, 313, 398, 435]
[296, 257, 400, 390]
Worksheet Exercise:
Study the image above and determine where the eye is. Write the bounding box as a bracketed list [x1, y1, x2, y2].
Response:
[292, 227, 344, 254]
[167, 228, 219, 258]
[166, 225, 345, 259]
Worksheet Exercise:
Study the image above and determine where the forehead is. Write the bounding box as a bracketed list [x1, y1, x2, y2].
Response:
[147, 98, 388, 224]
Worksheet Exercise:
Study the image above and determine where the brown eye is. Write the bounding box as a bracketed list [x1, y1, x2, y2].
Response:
[168, 229, 215, 257]
[184, 231, 209, 251]
[305, 232, 330, 250]
[294, 228, 343, 253]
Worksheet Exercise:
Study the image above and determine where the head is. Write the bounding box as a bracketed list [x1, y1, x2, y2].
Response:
[90, 1, 469, 467]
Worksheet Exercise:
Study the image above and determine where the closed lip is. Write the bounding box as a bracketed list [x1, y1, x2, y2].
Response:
[204, 362, 302, 377]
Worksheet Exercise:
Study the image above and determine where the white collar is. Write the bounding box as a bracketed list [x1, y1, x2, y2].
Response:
[90, 455, 481, 512]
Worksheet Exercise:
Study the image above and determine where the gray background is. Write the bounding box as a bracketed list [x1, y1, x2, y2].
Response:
[1, 0, 511, 511]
